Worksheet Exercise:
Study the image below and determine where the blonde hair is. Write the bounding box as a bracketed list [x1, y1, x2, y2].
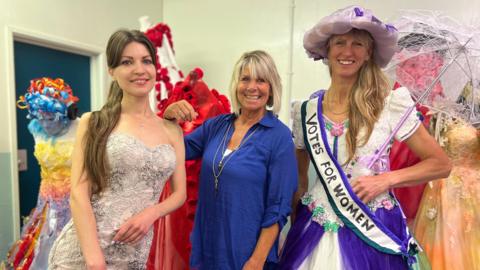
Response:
[229, 50, 282, 115]
[328, 29, 391, 163]
[83, 29, 157, 194]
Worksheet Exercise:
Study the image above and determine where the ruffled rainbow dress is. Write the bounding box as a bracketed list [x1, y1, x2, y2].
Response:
[5, 119, 77, 270]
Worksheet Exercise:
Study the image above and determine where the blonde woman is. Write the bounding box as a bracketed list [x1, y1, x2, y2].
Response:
[163, 50, 297, 269]
[279, 6, 451, 270]
[48, 30, 186, 269]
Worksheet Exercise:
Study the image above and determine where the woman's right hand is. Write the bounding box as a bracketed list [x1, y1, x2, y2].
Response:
[163, 100, 198, 122]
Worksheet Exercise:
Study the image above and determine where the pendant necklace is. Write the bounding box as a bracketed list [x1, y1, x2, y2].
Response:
[212, 123, 259, 193]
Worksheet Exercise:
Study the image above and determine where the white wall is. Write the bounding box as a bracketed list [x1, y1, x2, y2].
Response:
[164, 0, 295, 121]
[0, 0, 163, 257]
[164, 0, 479, 123]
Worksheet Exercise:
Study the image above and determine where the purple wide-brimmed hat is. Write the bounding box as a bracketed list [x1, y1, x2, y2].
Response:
[303, 6, 398, 68]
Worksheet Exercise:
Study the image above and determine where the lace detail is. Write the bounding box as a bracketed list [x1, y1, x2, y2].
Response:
[366, 193, 397, 212]
[301, 193, 344, 232]
[323, 116, 349, 137]
[49, 133, 175, 269]
[291, 101, 305, 149]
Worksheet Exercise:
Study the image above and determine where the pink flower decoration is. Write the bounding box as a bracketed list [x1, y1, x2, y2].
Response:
[330, 122, 345, 137]
[382, 199, 394, 210]
[395, 51, 446, 102]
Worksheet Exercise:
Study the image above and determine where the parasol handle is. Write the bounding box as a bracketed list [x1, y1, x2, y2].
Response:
[366, 37, 472, 169]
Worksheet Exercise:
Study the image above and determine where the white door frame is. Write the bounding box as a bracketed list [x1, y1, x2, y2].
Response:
[5, 25, 106, 237]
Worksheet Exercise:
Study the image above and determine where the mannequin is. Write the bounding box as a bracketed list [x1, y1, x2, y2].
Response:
[5, 77, 79, 270]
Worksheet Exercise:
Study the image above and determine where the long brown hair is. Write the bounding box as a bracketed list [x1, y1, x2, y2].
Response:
[83, 29, 157, 194]
[328, 29, 390, 164]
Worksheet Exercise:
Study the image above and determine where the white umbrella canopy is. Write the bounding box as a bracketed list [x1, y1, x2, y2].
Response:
[385, 10, 480, 126]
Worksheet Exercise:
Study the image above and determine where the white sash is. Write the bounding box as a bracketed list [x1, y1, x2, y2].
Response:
[301, 94, 418, 266]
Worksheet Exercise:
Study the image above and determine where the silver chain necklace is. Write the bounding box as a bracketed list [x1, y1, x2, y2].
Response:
[212, 123, 259, 193]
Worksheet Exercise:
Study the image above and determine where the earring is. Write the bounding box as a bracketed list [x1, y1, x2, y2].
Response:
[267, 95, 273, 106]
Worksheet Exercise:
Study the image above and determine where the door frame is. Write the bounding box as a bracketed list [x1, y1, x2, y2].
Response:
[5, 25, 105, 237]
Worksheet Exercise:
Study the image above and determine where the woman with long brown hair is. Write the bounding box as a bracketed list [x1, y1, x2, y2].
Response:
[48, 29, 186, 270]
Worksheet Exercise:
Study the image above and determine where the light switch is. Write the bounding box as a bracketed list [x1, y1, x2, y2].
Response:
[18, 149, 28, 171]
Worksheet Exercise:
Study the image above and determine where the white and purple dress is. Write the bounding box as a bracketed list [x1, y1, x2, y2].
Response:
[279, 87, 430, 270]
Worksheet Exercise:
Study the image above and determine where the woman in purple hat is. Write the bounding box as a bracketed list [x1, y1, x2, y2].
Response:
[279, 6, 450, 270]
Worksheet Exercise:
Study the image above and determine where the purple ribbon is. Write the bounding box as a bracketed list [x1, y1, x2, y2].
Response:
[354, 7, 364, 17]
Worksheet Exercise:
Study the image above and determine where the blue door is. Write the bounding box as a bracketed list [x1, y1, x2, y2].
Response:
[14, 41, 91, 224]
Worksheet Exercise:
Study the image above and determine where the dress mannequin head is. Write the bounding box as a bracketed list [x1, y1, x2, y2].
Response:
[17, 77, 79, 136]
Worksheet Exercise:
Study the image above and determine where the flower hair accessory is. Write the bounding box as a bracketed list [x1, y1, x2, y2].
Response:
[303, 5, 398, 67]
[16, 77, 79, 121]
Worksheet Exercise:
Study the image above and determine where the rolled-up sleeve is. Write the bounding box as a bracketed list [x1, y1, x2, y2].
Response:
[261, 132, 298, 229]
[184, 120, 209, 160]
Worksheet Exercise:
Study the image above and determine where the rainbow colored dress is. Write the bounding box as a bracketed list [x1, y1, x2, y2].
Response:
[5, 119, 77, 270]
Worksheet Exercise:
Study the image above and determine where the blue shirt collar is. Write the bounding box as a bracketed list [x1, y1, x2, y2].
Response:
[224, 111, 276, 128]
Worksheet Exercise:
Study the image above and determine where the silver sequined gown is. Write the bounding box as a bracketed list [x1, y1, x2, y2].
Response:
[48, 133, 176, 269]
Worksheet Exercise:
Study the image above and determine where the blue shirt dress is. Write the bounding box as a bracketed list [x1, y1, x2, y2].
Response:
[186, 112, 298, 270]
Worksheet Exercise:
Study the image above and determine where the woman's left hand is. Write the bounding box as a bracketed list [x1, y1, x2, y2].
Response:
[242, 257, 264, 270]
[351, 173, 392, 203]
[112, 207, 158, 245]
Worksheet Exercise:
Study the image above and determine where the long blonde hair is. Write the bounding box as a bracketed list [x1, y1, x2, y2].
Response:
[83, 29, 157, 194]
[329, 29, 391, 163]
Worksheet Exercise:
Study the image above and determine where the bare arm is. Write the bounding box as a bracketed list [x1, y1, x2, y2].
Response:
[242, 224, 280, 270]
[150, 120, 187, 216]
[69, 113, 106, 270]
[290, 149, 309, 223]
[352, 124, 452, 203]
[113, 120, 187, 244]
[389, 124, 451, 186]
